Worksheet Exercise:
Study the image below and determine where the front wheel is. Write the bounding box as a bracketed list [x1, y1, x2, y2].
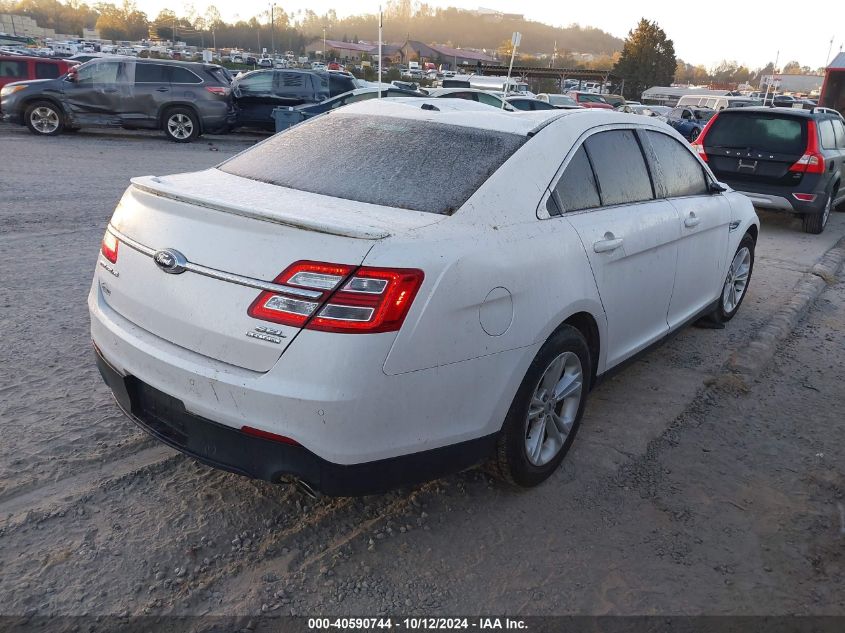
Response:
[163, 107, 200, 143]
[715, 233, 755, 322]
[493, 326, 591, 487]
[24, 101, 64, 136]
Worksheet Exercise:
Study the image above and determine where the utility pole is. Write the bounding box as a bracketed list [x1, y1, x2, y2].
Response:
[377, 6, 383, 95]
[826, 37, 834, 67]
[323, 26, 327, 61]
[270, 4, 274, 57]
[502, 31, 521, 108]
[763, 50, 779, 102]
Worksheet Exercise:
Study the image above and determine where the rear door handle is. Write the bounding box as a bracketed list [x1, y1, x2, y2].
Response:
[156, 87, 169, 92]
[593, 233, 624, 253]
[684, 212, 701, 228]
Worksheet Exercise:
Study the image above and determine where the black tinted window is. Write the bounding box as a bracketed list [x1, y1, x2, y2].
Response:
[705, 112, 806, 155]
[833, 119, 845, 149]
[642, 131, 709, 198]
[277, 72, 308, 95]
[328, 73, 354, 96]
[170, 66, 201, 83]
[35, 62, 61, 79]
[819, 119, 837, 150]
[237, 72, 273, 94]
[135, 63, 168, 83]
[219, 114, 526, 215]
[553, 146, 600, 213]
[0, 59, 26, 78]
[584, 130, 653, 206]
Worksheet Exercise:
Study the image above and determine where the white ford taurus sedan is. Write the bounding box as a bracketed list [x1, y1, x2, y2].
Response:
[89, 98, 759, 496]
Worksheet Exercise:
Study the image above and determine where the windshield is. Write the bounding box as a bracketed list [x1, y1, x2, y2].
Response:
[579, 94, 607, 104]
[693, 109, 715, 120]
[219, 114, 527, 215]
[548, 95, 577, 106]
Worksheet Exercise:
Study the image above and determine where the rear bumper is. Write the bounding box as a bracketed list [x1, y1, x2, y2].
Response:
[95, 345, 497, 496]
[722, 177, 828, 215]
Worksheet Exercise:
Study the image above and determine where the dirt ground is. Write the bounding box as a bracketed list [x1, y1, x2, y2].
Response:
[0, 125, 843, 618]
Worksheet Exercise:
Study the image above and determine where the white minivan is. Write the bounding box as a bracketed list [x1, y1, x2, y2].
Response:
[676, 95, 761, 111]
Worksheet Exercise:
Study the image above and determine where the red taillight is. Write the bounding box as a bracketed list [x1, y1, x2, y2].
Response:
[789, 120, 825, 174]
[101, 230, 118, 263]
[691, 112, 719, 162]
[205, 86, 230, 96]
[248, 261, 424, 334]
[241, 425, 300, 446]
[792, 193, 817, 202]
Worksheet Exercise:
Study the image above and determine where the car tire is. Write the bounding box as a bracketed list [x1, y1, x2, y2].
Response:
[801, 193, 831, 234]
[689, 127, 701, 141]
[493, 325, 591, 488]
[163, 107, 200, 143]
[833, 184, 844, 212]
[715, 233, 755, 322]
[24, 101, 64, 136]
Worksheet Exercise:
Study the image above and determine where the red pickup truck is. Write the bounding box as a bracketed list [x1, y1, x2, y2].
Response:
[820, 52, 845, 115]
[0, 55, 74, 91]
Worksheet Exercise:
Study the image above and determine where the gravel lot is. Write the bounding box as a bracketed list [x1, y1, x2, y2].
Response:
[0, 125, 843, 618]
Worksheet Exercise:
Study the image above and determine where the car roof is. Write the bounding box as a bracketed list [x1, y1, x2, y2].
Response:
[428, 87, 497, 96]
[717, 106, 815, 118]
[0, 54, 65, 62]
[332, 97, 599, 136]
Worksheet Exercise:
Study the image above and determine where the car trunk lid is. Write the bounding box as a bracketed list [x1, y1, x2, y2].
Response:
[100, 169, 444, 372]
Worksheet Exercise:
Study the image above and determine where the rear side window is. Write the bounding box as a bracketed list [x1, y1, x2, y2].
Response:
[170, 67, 201, 84]
[641, 131, 709, 198]
[705, 112, 806, 155]
[0, 59, 27, 78]
[277, 72, 307, 95]
[237, 72, 273, 95]
[35, 62, 61, 79]
[206, 66, 231, 85]
[819, 119, 837, 150]
[219, 114, 526, 215]
[833, 119, 845, 149]
[584, 130, 654, 206]
[552, 146, 601, 213]
[135, 63, 168, 83]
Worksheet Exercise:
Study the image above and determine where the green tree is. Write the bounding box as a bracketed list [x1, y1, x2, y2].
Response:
[612, 18, 676, 100]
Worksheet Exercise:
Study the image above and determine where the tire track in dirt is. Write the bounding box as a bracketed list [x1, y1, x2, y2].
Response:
[0, 444, 176, 527]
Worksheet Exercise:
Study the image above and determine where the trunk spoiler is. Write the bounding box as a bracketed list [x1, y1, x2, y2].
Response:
[129, 175, 392, 240]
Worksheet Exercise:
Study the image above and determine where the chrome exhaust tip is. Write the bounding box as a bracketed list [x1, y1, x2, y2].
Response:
[281, 476, 320, 499]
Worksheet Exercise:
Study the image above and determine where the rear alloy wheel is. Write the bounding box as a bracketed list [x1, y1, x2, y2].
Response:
[24, 101, 63, 136]
[716, 233, 755, 322]
[494, 326, 591, 487]
[163, 108, 199, 143]
[802, 194, 831, 234]
[689, 127, 701, 141]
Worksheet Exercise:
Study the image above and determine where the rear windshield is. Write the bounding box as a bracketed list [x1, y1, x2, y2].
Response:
[704, 112, 806, 154]
[219, 114, 526, 215]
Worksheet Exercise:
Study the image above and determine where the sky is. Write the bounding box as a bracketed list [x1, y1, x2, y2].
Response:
[137, 0, 844, 69]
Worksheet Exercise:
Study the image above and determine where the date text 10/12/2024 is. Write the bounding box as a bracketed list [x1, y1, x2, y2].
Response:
[307, 618, 528, 630]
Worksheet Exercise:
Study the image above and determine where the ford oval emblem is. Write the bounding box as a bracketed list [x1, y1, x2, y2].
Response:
[153, 248, 187, 274]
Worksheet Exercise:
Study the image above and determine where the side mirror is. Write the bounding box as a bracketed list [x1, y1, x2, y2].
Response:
[709, 180, 727, 194]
